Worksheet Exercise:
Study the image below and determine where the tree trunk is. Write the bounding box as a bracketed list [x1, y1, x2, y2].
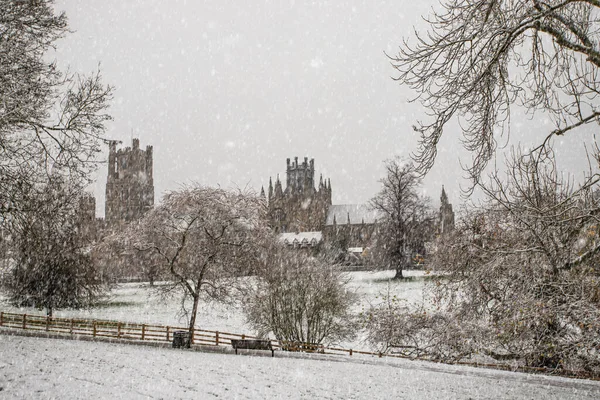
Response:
[188, 294, 200, 348]
[46, 299, 53, 318]
[393, 266, 404, 279]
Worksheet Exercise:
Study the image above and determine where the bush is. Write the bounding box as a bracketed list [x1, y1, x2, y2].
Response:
[246, 246, 357, 347]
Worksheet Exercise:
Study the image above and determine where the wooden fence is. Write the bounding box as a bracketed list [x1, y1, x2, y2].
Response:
[0, 311, 387, 358]
[0, 311, 267, 348]
[0, 311, 597, 380]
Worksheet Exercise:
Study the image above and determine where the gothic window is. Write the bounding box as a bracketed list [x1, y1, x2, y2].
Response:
[271, 208, 285, 223]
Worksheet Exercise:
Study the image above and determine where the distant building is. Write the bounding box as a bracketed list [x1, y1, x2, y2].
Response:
[265, 157, 379, 249]
[279, 231, 323, 249]
[438, 185, 455, 235]
[76, 193, 98, 240]
[265, 157, 455, 252]
[266, 157, 332, 234]
[105, 138, 154, 227]
[79, 138, 155, 239]
[322, 204, 380, 249]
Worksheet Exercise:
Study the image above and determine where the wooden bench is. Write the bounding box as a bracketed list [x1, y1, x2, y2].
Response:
[230, 339, 274, 357]
[281, 341, 325, 353]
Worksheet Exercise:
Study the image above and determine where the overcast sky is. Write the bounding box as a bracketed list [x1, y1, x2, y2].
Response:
[52, 0, 595, 217]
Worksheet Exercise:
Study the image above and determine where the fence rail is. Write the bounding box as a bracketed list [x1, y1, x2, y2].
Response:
[0, 311, 262, 347]
[1, 311, 597, 380]
[0, 311, 381, 357]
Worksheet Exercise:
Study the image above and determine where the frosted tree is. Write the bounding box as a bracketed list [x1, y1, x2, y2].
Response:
[0, 0, 112, 221]
[370, 159, 434, 279]
[126, 185, 269, 345]
[94, 231, 165, 285]
[0, 0, 112, 318]
[366, 149, 600, 374]
[245, 242, 357, 348]
[381, 1, 600, 374]
[2, 176, 106, 317]
[392, 0, 600, 183]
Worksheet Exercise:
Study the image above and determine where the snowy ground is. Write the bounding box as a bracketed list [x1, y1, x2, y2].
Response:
[1, 334, 599, 399]
[0, 270, 429, 348]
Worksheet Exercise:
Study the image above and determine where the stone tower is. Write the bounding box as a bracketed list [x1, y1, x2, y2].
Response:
[267, 157, 331, 233]
[438, 185, 455, 234]
[76, 193, 98, 240]
[286, 156, 315, 194]
[105, 138, 154, 226]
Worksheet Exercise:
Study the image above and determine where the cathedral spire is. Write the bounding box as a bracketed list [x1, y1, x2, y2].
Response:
[439, 185, 455, 235]
[274, 174, 283, 197]
[441, 185, 448, 205]
[268, 177, 273, 200]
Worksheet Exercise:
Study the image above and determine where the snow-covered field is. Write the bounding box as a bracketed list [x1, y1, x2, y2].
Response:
[0, 270, 428, 347]
[2, 271, 599, 399]
[1, 334, 599, 399]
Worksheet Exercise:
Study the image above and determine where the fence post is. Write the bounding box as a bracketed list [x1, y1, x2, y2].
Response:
[242, 334, 245, 340]
[190, 328, 194, 345]
[0, 312, 3, 326]
[166, 326, 170, 342]
[93, 321, 97, 337]
[70, 319, 74, 334]
[22, 314, 27, 330]
[215, 331, 219, 346]
[141, 324, 146, 341]
[46, 315, 50, 332]
[349, 349, 353, 356]
[117, 322, 121, 338]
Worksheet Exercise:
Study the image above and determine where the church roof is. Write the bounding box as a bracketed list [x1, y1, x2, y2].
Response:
[325, 204, 381, 226]
[279, 231, 323, 246]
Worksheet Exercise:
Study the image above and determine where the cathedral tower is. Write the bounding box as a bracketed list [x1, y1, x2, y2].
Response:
[267, 157, 331, 233]
[286, 157, 315, 194]
[105, 138, 154, 226]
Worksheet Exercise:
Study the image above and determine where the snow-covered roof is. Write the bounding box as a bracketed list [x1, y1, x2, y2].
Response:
[325, 204, 381, 226]
[348, 247, 364, 253]
[279, 231, 323, 247]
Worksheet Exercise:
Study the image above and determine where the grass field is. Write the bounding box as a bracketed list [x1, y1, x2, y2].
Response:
[0, 270, 430, 348]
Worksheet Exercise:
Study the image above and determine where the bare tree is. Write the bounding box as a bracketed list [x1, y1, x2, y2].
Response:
[93, 226, 167, 285]
[391, 0, 600, 183]
[125, 185, 269, 344]
[0, 0, 112, 318]
[366, 148, 600, 374]
[2, 176, 107, 317]
[363, 293, 476, 361]
[246, 243, 357, 348]
[0, 0, 113, 220]
[370, 159, 434, 279]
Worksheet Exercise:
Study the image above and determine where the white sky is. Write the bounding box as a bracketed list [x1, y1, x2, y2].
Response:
[52, 0, 597, 217]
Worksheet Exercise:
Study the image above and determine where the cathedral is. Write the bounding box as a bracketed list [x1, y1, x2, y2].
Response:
[265, 156, 455, 250]
[105, 138, 154, 227]
[265, 157, 331, 233]
[83, 146, 453, 254]
[265, 157, 382, 249]
[79, 138, 155, 238]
